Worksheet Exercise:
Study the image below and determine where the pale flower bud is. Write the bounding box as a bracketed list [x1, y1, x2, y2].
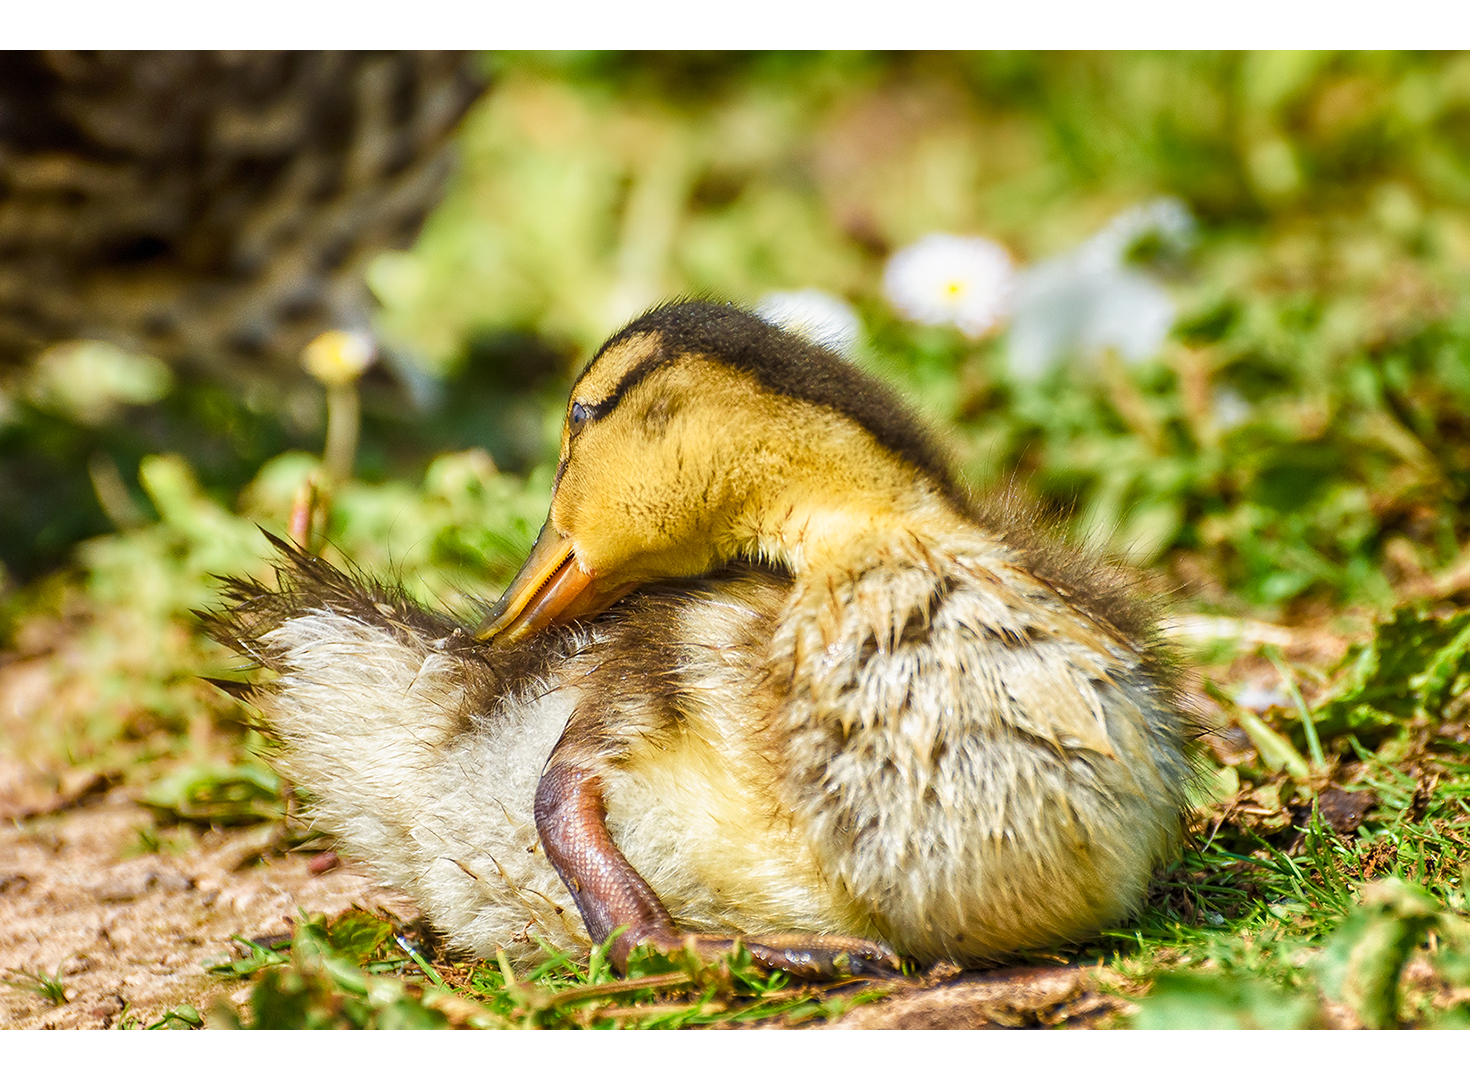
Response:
[302, 330, 376, 387]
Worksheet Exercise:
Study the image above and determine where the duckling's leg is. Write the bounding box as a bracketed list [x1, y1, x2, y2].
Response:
[535, 759, 902, 980]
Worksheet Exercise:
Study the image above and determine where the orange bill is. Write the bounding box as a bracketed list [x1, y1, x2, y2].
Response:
[476, 522, 628, 644]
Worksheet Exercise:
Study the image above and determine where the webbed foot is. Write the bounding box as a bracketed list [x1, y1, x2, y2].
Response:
[631, 929, 902, 980]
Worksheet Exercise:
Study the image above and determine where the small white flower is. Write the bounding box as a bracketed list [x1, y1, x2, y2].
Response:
[756, 289, 863, 356]
[1009, 262, 1177, 379]
[1234, 683, 1290, 714]
[1081, 271, 1177, 363]
[1212, 388, 1252, 431]
[1006, 198, 1195, 379]
[882, 234, 1014, 339]
[1084, 196, 1196, 268]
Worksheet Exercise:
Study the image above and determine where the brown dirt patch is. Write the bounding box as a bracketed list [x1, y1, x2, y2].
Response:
[0, 779, 418, 1029]
[824, 965, 1126, 1029]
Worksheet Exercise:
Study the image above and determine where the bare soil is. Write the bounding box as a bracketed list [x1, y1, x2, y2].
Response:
[0, 776, 419, 1029]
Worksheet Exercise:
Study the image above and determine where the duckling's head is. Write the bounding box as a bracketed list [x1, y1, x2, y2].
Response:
[478, 300, 964, 643]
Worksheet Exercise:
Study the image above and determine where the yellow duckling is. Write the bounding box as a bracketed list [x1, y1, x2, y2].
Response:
[213, 300, 1193, 979]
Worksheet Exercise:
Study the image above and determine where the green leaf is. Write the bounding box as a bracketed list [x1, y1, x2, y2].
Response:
[1321, 606, 1470, 725]
[1133, 971, 1320, 1029]
[140, 762, 283, 826]
[1315, 878, 1440, 1029]
[207, 936, 290, 979]
[325, 910, 394, 967]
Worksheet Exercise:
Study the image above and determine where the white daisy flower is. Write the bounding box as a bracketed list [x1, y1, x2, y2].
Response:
[882, 234, 1014, 339]
[756, 289, 863, 356]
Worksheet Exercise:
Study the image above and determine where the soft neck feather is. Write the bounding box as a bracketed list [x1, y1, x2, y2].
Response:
[726, 437, 968, 579]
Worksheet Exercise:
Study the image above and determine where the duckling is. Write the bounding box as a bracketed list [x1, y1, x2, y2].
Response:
[210, 300, 1194, 979]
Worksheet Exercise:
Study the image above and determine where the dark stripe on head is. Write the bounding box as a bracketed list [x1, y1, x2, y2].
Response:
[584, 354, 669, 420]
[586, 300, 964, 504]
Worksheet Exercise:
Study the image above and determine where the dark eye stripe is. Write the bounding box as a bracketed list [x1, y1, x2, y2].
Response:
[566, 354, 670, 443]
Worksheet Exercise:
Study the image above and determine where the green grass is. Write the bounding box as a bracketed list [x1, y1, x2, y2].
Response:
[2, 963, 71, 1007]
[199, 911, 891, 1029]
[1077, 602, 1470, 1027]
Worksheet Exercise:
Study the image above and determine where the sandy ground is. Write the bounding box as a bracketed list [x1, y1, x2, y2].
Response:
[0, 772, 420, 1029]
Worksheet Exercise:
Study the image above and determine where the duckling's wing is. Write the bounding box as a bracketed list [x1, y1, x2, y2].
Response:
[772, 538, 1193, 965]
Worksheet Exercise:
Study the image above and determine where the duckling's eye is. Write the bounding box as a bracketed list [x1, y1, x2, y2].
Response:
[568, 401, 590, 436]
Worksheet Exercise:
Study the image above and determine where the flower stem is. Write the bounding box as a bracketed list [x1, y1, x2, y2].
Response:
[323, 382, 360, 486]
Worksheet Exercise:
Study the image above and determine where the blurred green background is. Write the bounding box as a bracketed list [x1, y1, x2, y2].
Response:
[11, 51, 1470, 616]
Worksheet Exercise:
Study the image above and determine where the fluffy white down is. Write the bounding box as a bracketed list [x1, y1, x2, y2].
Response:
[259, 612, 589, 964]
